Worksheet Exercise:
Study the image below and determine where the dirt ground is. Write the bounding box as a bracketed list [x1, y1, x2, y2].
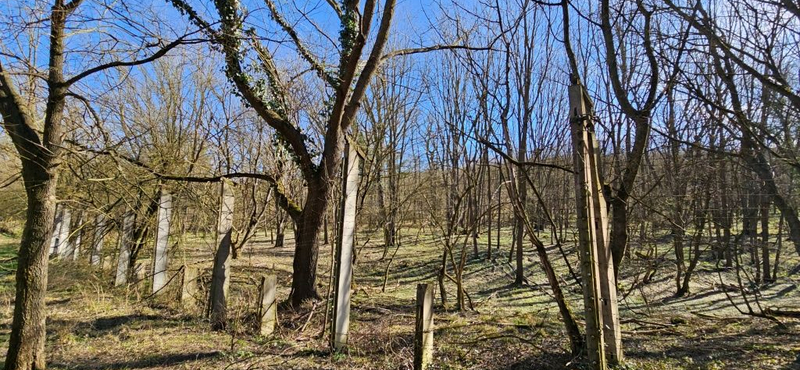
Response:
[1, 228, 799, 369]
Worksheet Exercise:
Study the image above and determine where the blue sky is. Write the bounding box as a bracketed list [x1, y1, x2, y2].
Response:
[0, 0, 667, 167]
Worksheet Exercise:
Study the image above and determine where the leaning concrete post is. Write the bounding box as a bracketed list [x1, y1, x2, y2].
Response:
[209, 179, 235, 328]
[90, 214, 105, 266]
[152, 191, 173, 294]
[414, 283, 434, 370]
[331, 142, 360, 351]
[258, 275, 278, 336]
[49, 205, 64, 256]
[180, 265, 198, 308]
[115, 212, 135, 286]
[57, 208, 72, 259]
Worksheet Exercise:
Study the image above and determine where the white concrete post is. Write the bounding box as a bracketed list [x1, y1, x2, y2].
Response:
[90, 214, 105, 266]
[57, 209, 72, 259]
[50, 205, 64, 256]
[115, 212, 135, 286]
[180, 265, 198, 309]
[331, 143, 360, 351]
[258, 275, 278, 336]
[414, 283, 434, 370]
[152, 191, 173, 294]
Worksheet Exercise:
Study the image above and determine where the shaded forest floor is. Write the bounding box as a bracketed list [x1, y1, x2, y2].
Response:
[1, 227, 800, 369]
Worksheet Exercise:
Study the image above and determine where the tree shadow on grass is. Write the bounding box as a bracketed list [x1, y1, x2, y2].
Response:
[497, 350, 580, 370]
[90, 314, 163, 331]
[46, 313, 189, 338]
[49, 351, 220, 370]
[774, 283, 797, 298]
[625, 320, 800, 369]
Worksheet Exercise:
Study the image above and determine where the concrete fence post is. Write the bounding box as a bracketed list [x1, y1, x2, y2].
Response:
[257, 275, 278, 336]
[414, 283, 434, 370]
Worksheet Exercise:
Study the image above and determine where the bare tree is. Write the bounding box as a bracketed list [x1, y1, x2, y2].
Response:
[0, 1, 193, 367]
[167, 0, 407, 305]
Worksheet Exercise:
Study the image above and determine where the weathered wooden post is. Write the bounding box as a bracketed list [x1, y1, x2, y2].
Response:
[90, 214, 105, 266]
[414, 283, 434, 370]
[209, 179, 235, 329]
[331, 142, 360, 351]
[569, 78, 621, 368]
[115, 212, 135, 286]
[152, 191, 173, 294]
[57, 208, 72, 259]
[257, 275, 278, 336]
[180, 265, 198, 309]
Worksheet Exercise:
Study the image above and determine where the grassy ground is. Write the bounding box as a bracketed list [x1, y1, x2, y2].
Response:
[0, 226, 799, 369]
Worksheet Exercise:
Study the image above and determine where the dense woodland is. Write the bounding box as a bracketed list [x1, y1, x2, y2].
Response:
[1, 0, 800, 369]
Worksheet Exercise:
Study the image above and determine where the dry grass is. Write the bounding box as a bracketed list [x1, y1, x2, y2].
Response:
[0, 227, 798, 369]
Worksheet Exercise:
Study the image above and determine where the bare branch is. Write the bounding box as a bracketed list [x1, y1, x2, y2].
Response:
[263, 0, 338, 86]
[478, 137, 574, 173]
[380, 44, 493, 62]
[65, 36, 205, 86]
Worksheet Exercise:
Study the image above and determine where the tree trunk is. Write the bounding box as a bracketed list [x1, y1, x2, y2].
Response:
[679, 202, 708, 296]
[514, 120, 528, 285]
[514, 216, 524, 284]
[323, 215, 329, 245]
[3, 4, 73, 367]
[438, 247, 448, 307]
[290, 185, 327, 306]
[376, 166, 390, 259]
[508, 221, 516, 264]
[275, 195, 285, 248]
[773, 215, 784, 281]
[209, 180, 235, 329]
[724, 225, 733, 267]
[674, 226, 687, 296]
[456, 243, 466, 310]
[496, 184, 501, 253]
[470, 191, 479, 259]
[743, 147, 800, 256]
[761, 193, 772, 284]
[609, 193, 629, 278]
[387, 141, 398, 252]
[4, 174, 56, 370]
[529, 230, 583, 354]
[486, 154, 493, 261]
